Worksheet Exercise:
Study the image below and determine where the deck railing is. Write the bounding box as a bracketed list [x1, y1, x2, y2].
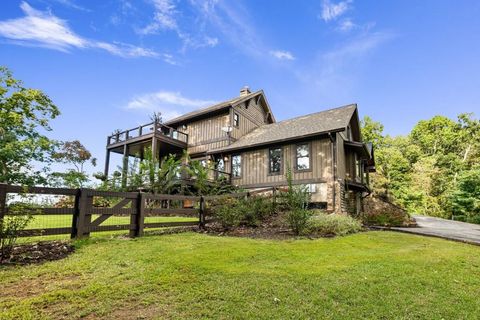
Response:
[107, 121, 188, 146]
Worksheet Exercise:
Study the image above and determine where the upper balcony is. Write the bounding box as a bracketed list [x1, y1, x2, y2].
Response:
[107, 121, 188, 152]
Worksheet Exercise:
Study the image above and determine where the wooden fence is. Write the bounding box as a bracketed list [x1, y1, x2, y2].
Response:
[0, 184, 277, 239]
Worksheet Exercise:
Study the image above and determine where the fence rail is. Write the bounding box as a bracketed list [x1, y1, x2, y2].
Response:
[0, 184, 278, 239]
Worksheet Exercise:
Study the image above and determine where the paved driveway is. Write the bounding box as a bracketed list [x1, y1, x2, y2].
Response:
[390, 215, 480, 246]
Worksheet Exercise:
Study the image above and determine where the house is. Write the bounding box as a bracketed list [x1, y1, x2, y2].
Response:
[104, 87, 375, 214]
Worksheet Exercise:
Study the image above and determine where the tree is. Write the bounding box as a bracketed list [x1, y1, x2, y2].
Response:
[51, 140, 97, 188]
[451, 170, 480, 223]
[0, 66, 60, 185]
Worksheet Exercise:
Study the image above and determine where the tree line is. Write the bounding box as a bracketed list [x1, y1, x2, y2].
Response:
[361, 113, 480, 223]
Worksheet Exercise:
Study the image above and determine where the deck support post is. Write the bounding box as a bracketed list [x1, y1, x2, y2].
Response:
[122, 144, 129, 189]
[104, 149, 110, 179]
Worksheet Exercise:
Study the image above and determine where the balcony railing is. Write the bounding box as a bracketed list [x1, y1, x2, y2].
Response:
[107, 121, 188, 146]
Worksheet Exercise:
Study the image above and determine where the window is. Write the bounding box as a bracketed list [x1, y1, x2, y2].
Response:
[216, 158, 225, 179]
[216, 158, 225, 172]
[232, 154, 242, 178]
[269, 147, 282, 174]
[296, 143, 310, 170]
[233, 113, 239, 127]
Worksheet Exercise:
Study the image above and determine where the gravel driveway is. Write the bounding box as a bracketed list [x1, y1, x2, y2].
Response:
[389, 215, 480, 246]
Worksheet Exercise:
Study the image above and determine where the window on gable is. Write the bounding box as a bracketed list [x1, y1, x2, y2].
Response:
[232, 154, 242, 178]
[233, 113, 239, 127]
[296, 143, 310, 171]
[269, 147, 282, 174]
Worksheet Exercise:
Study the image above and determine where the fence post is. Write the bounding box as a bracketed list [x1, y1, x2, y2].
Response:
[199, 196, 205, 229]
[70, 189, 81, 239]
[131, 192, 145, 237]
[76, 188, 92, 238]
[0, 184, 7, 221]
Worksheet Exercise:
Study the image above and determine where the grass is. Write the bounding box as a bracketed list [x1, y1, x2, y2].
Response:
[1, 231, 480, 319]
[17, 215, 198, 243]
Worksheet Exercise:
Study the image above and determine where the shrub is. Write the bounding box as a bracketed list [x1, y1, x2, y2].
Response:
[307, 211, 362, 237]
[212, 195, 275, 229]
[0, 203, 34, 262]
[279, 166, 310, 212]
[212, 198, 243, 230]
[240, 196, 274, 227]
[286, 208, 312, 235]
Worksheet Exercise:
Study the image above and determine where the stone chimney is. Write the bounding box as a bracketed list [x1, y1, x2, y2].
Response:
[239, 86, 251, 96]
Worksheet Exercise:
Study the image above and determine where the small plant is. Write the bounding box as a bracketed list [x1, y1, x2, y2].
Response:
[307, 211, 362, 237]
[286, 208, 312, 235]
[280, 166, 310, 211]
[0, 203, 35, 262]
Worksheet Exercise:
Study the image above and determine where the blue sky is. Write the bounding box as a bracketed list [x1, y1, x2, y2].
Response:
[1, 0, 480, 174]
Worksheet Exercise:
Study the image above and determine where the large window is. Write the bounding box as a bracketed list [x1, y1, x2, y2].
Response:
[232, 154, 242, 178]
[296, 143, 310, 171]
[269, 147, 282, 174]
[233, 113, 239, 127]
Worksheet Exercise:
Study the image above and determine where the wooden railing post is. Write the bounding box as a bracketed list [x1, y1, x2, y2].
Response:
[0, 184, 7, 221]
[199, 196, 205, 228]
[76, 189, 92, 238]
[130, 192, 145, 237]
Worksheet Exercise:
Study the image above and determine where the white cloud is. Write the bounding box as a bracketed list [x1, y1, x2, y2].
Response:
[270, 50, 295, 61]
[50, 0, 90, 12]
[138, 0, 219, 51]
[137, 0, 177, 35]
[0, 2, 159, 58]
[337, 18, 356, 32]
[126, 90, 218, 121]
[191, 0, 265, 58]
[321, 0, 352, 22]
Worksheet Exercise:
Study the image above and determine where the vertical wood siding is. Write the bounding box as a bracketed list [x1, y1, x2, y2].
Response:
[232, 137, 333, 187]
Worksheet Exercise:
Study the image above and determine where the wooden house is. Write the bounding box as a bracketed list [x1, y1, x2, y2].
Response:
[104, 87, 375, 214]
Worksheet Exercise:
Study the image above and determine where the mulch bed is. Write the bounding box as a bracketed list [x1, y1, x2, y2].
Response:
[200, 214, 298, 240]
[0, 241, 75, 266]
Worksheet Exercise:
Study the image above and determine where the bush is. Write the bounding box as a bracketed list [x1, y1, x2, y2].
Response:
[286, 208, 312, 235]
[241, 196, 274, 227]
[0, 203, 34, 262]
[212, 195, 275, 230]
[307, 211, 362, 237]
[212, 198, 243, 230]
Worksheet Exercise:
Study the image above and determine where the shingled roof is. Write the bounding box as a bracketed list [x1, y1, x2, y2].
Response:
[165, 90, 274, 125]
[209, 104, 357, 154]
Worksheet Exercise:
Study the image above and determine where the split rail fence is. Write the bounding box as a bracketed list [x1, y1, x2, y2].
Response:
[0, 184, 277, 239]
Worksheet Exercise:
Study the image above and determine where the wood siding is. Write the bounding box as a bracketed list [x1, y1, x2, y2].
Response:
[230, 98, 269, 140]
[231, 137, 333, 187]
[183, 112, 230, 154]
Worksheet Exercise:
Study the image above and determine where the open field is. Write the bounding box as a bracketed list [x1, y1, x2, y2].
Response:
[1, 231, 480, 319]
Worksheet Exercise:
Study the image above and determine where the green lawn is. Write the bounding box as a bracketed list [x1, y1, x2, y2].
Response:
[17, 215, 198, 243]
[1, 231, 480, 319]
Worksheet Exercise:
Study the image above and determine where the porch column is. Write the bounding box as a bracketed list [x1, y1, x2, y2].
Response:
[104, 149, 110, 179]
[122, 144, 129, 188]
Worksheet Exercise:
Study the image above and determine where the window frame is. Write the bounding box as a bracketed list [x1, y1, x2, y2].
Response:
[231, 154, 242, 179]
[233, 113, 240, 128]
[294, 142, 312, 172]
[268, 147, 283, 175]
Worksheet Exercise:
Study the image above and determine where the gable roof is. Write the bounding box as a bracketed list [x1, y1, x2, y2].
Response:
[164, 90, 275, 126]
[208, 104, 357, 154]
